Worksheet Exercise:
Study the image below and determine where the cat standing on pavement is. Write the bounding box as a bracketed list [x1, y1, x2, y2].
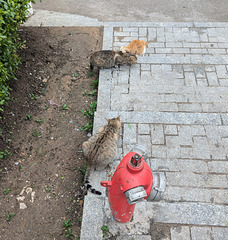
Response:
[90, 50, 137, 72]
[121, 40, 148, 56]
[82, 116, 121, 195]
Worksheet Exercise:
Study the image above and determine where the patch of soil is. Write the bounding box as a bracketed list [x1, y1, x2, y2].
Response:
[0, 26, 103, 239]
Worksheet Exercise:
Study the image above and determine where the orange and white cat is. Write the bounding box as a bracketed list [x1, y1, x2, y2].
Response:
[121, 40, 148, 56]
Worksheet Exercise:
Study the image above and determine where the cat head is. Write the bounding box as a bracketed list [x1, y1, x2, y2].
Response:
[106, 116, 121, 129]
[115, 51, 137, 65]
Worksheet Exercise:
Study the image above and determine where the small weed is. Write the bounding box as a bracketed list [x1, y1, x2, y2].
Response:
[29, 93, 38, 100]
[78, 218, 82, 223]
[60, 176, 65, 179]
[25, 114, 32, 120]
[19, 165, 25, 172]
[34, 119, 45, 124]
[65, 228, 74, 239]
[0, 149, 10, 159]
[82, 101, 97, 118]
[45, 187, 51, 192]
[53, 192, 57, 197]
[90, 78, 99, 89]
[63, 219, 74, 239]
[6, 212, 15, 222]
[33, 129, 41, 138]
[3, 188, 11, 195]
[73, 72, 79, 78]
[83, 89, 97, 96]
[79, 120, 93, 131]
[101, 225, 110, 239]
[87, 71, 95, 77]
[61, 104, 69, 110]
[79, 164, 87, 176]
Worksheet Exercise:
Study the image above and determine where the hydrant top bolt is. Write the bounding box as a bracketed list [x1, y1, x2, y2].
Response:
[131, 154, 142, 167]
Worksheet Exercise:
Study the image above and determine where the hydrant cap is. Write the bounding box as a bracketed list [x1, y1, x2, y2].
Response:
[131, 154, 142, 167]
[127, 153, 144, 172]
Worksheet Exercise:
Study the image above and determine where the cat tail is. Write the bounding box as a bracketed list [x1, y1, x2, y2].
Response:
[84, 166, 102, 195]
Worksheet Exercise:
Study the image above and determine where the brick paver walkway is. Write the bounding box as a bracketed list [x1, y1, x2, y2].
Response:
[81, 22, 228, 240]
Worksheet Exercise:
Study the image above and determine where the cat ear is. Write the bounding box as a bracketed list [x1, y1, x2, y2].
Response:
[117, 115, 120, 121]
[106, 118, 111, 122]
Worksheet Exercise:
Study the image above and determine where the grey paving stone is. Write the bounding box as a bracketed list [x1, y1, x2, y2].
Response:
[102, 27, 113, 50]
[105, 200, 151, 236]
[152, 145, 167, 158]
[193, 136, 210, 159]
[164, 125, 178, 135]
[80, 195, 104, 240]
[149, 158, 208, 173]
[138, 124, 150, 134]
[123, 124, 137, 145]
[208, 161, 228, 173]
[166, 172, 227, 188]
[206, 72, 219, 86]
[170, 226, 190, 240]
[116, 236, 151, 240]
[146, 202, 228, 226]
[212, 227, 228, 240]
[191, 227, 212, 240]
[151, 125, 165, 145]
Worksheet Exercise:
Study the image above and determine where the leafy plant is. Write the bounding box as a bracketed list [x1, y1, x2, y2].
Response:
[90, 78, 99, 89]
[34, 119, 45, 124]
[45, 187, 51, 192]
[61, 104, 69, 110]
[63, 219, 74, 239]
[83, 89, 97, 96]
[25, 114, 32, 120]
[73, 72, 79, 78]
[79, 164, 87, 176]
[65, 228, 74, 239]
[82, 101, 97, 118]
[33, 129, 41, 138]
[79, 120, 93, 131]
[3, 188, 11, 195]
[0, 149, 10, 159]
[87, 71, 95, 77]
[101, 225, 110, 239]
[29, 93, 38, 100]
[6, 212, 15, 222]
[0, 0, 33, 113]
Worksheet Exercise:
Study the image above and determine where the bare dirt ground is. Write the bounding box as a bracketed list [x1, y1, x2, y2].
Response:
[0, 27, 103, 240]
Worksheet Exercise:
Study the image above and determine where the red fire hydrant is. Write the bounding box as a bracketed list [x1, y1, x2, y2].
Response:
[100, 150, 165, 223]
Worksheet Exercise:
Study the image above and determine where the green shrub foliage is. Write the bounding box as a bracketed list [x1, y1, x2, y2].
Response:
[0, 0, 33, 112]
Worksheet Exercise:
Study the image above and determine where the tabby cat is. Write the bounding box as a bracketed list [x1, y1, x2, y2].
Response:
[82, 116, 121, 195]
[121, 40, 148, 56]
[90, 50, 137, 72]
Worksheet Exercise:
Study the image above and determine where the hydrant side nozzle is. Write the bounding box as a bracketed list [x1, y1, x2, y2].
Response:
[100, 181, 112, 188]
